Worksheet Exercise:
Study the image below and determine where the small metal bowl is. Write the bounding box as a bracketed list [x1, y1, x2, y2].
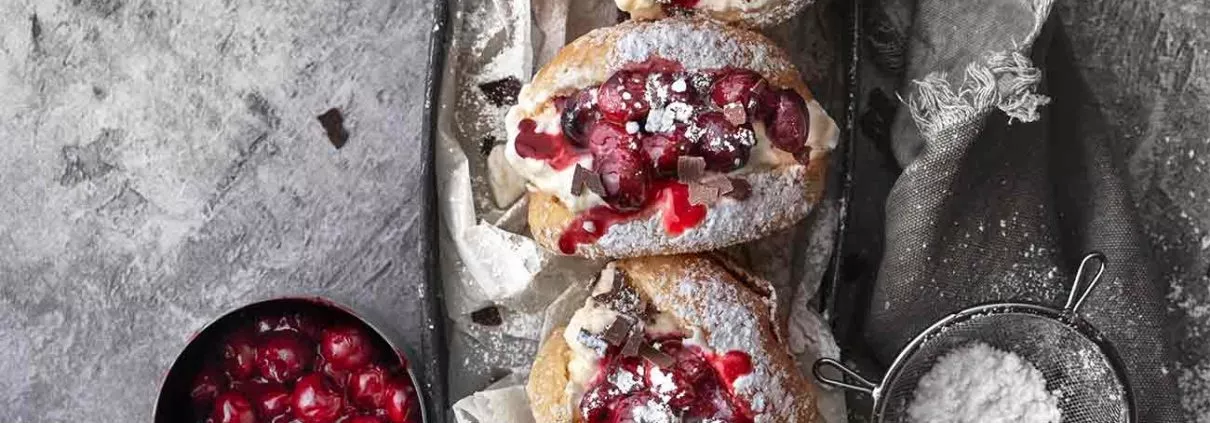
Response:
[154, 296, 428, 423]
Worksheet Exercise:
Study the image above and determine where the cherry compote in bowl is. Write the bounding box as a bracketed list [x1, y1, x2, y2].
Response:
[155, 297, 426, 423]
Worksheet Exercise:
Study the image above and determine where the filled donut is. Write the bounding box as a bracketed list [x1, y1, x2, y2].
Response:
[616, 0, 810, 28]
[505, 18, 837, 259]
[528, 254, 820, 423]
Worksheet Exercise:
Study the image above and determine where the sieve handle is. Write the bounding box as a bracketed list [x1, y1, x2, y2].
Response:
[1063, 252, 1107, 317]
[812, 358, 876, 395]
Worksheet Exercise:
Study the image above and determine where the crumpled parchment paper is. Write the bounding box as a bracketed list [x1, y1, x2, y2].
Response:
[434, 0, 849, 421]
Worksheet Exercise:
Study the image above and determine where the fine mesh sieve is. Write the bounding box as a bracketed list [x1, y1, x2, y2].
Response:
[814, 253, 1135, 422]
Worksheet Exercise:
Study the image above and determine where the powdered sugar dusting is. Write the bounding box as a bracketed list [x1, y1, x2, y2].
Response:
[580, 165, 819, 258]
[908, 342, 1061, 423]
[607, 19, 792, 79]
[665, 265, 801, 422]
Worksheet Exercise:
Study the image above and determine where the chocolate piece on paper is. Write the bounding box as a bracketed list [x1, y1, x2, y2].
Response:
[677, 156, 707, 183]
[688, 183, 720, 206]
[621, 329, 644, 357]
[602, 316, 634, 346]
[640, 345, 675, 368]
[725, 178, 752, 200]
[571, 165, 605, 196]
[470, 306, 503, 326]
[478, 77, 522, 107]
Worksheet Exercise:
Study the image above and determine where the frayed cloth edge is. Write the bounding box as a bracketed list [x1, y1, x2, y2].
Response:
[906, 51, 1052, 136]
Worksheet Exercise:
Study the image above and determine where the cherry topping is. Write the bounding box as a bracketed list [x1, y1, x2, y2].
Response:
[691, 112, 754, 172]
[348, 364, 391, 410]
[597, 70, 650, 123]
[256, 331, 314, 383]
[190, 366, 227, 409]
[640, 125, 693, 176]
[383, 379, 418, 423]
[221, 332, 258, 381]
[560, 90, 598, 146]
[710, 70, 768, 117]
[243, 381, 292, 420]
[716, 351, 754, 385]
[649, 72, 696, 107]
[211, 392, 256, 423]
[292, 374, 345, 423]
[587, 122, 648, 211]
[761, 89, 810, 156]
[320, 325, 375, 371]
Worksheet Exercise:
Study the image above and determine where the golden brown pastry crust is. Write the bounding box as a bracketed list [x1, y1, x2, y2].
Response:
[527, 255, 821, 423]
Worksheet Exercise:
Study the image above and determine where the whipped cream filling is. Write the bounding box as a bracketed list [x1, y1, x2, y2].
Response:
[617, 0, 779, 19]
[561, 265, 692, 409]
[505, 98, 836, 215]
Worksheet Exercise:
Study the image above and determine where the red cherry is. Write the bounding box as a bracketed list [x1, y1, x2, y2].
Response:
[319, 358, 352, 388]
[715, 351, 754, 385]
[560, 90, 598, 146]
[257, 331, 314, 383]
[190, 366, 227, 409]
[595, 149, 649, 212]
[585, 120, 637, 155]
[690, 112, 754, 172]
[221, 332, 258, 381]
[346, 416, 385, 423]
[606, 392, 667, 423]
[597, 70, 650, 123]
[648, 72, 696, 107]
[760, 89, 810, 155]
[319, 325, 375, 371]
[383, 379, 418, 423]
[640, 125, 693, 176]
[348, 364, 390, 409]
[710, 70, 768, 116]
[211, 392, 256, 423]
[292, 374, 345, 423]
[243, 381, 292, 420]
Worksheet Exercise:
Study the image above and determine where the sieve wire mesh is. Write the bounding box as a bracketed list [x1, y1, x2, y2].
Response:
[876, 310, 1130, 423]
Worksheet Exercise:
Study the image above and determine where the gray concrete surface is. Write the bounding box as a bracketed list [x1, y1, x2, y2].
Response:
[0, 0, 438, 421]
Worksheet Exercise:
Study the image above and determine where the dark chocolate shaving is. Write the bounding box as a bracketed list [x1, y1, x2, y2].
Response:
[620, 329, 643, 357]
[592, 270, 647, 319]
[640, 345, 675, 368]
[478, 77, 522, 107]
[577, 329, 608, 355]
[725, 178, 752, 200]
[317, 108, 349, 149]
[470, 306, 503, 326]
[677, 156, 707, 183]
[702, 174, 734, 195]
[688, 183, 721, 206]
[571, 165, 606, 196]
[602, 316, 634, 346]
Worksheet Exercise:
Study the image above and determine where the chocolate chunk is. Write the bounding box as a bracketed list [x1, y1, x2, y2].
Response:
[688, 183, 720, 206]
[602, 316, 634, 346]
[640, 345, 675, 368]
[577, 329, 608, 355]
[725, 178, 751, 200]
[621, 329, 643, 357]
[479, 136, 498, 157]
[701, 174, 734, 195]
[478, 77, 522, 107]
[677, 156, 707, 183]
[317, 108, 349, 149]
[571, 165, 606, 196]
[592, 270, 649, 320]
[470, 306, 503, 326]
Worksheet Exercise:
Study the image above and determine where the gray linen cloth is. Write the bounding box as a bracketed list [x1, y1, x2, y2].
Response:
[864, 0, 1183, 420]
